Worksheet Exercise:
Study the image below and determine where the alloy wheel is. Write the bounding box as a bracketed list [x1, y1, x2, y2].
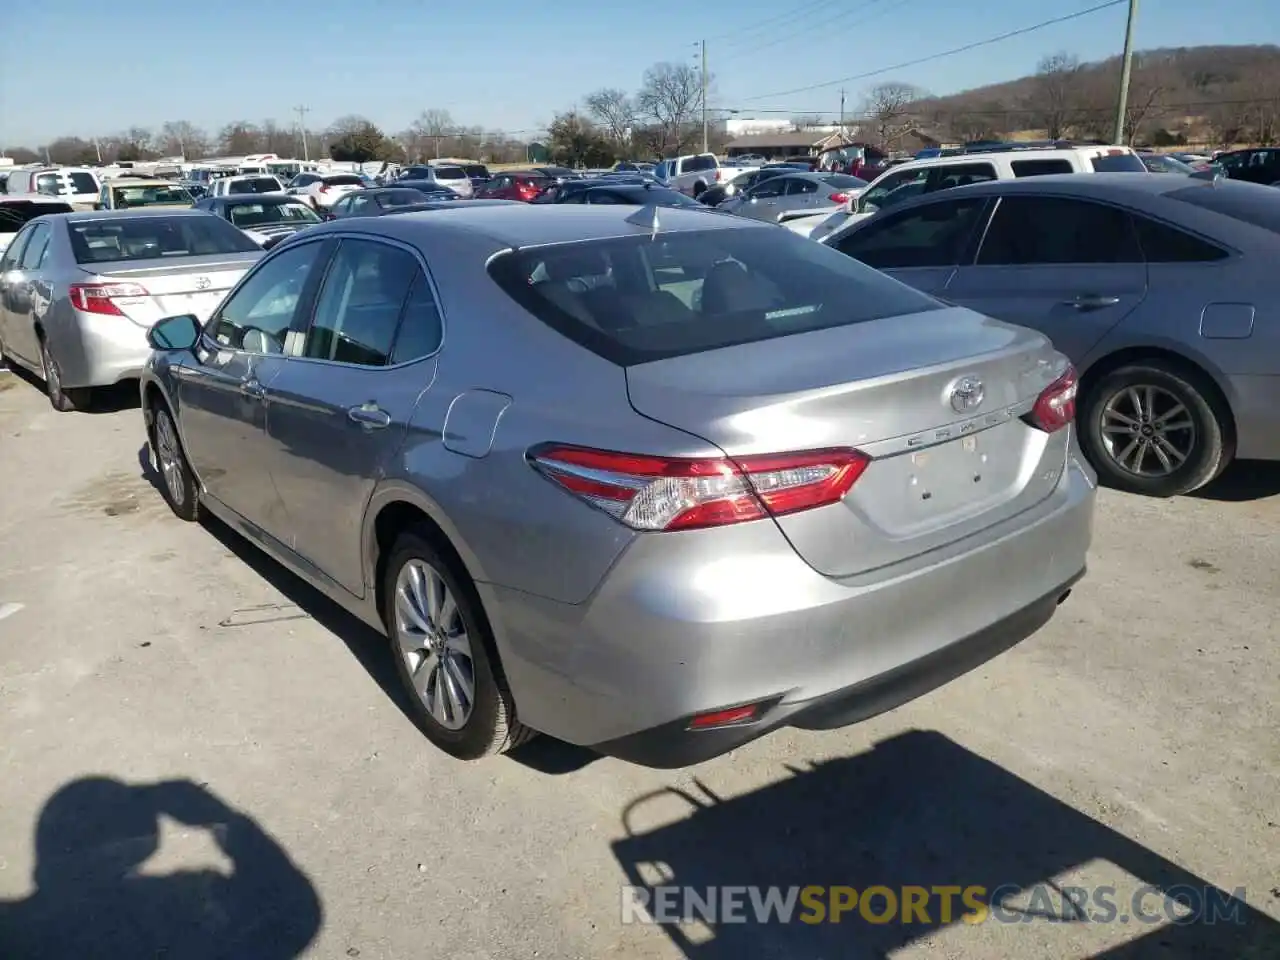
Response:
[393, 559, 475, 730]
[1099, 384, 1197, 478]
[154, 413, 186, 508]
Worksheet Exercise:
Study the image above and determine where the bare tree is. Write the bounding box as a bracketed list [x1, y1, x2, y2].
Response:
[218, 122, 262, 155]
[860, 82, 922, 149]
[406, 109, 457, 160]
[258, 119, 297, 157]
[46, 137, 98, 165]
[636, 62, 703, 156]
[1029, 52, 1083, 140]
[584, 88, 636, 147]
[154, 121, 207, 159]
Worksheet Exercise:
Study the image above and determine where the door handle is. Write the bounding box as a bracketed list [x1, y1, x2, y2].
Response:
[347, 403, 391, 429]
[239, 378, 265, 398]
[1065, 294, 1121, 311]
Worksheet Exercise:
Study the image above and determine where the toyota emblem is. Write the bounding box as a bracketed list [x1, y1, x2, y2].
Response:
[194, 276, 211, 290]
[949, 376, 985, 414]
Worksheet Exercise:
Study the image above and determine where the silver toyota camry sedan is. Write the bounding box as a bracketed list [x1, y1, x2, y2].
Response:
[0, 209, 263, 410]
[139, 204, 1096, 768]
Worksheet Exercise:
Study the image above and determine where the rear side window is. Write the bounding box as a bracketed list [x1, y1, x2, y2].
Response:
[833, 197, 990, 269]
[1012, 159, 1074, 177]
[68, 172, 98, 194]
[927, 163, 997, 191]
[1166, 182, 1280, 235]
[34, 173, 60, 197]
[390, 273, 443, 364]
[323, 175, 364, 186]
[487, 226, 942, 366]
[432, 166, 466, 181]
[69, 216, 260, 264]
[1090, 152, 1147, 173]
[305, 239, 420, 366]
[978, 197, 1141, 264]
[1132, 216, 1228, 262]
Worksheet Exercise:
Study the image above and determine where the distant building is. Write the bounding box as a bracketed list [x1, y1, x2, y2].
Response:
[724, 129, 863, 160]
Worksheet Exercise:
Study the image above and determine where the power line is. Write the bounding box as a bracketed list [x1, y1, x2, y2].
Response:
[714, 97, 1274, 118]
[717, 0, 906, 65]
[738, 0, 1128, 102]
[705, 0, 844, 47]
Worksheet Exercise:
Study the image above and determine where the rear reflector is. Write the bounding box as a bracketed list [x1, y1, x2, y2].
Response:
[689, 703, 761, 729]
[69, 282, 148, 316]
[529, 445, 870, 531]
[1028, 365, 1078, 432]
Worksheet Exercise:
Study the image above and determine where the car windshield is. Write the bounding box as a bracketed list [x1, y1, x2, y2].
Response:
[69, 216, 260, 264]
[0, 201, 73, 233]
[1167, 181, 1280, 235]
[228, 177, 282, 194]
[487, 225, 941, 365]
[432, 166, 466, 181]
[1140, 154, 1194, 174]
[1090, 152, 1147, 173]
[112, 184, 194, 207]
[227, 202, 320, 227]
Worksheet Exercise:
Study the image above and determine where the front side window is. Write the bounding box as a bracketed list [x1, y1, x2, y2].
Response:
[859, 168, 928, 212]
[833, 197, 990, 270]
[207, 241, 329, 353]
[304, 240, 420, 366]
[977, 197, 1141, 265]
[926, 162, 997, 192]
[34, 174, 60, 197]
[749, 178, 789, 199]
[488, 225, 942, 366]
[785, 178, 819, 196]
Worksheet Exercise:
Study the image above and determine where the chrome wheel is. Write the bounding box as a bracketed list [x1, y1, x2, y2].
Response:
[42, 343, 61, 397]
[1099, 384, 1196, 478]
[394, 559, 474, 730]
[154, 413, 185, 508]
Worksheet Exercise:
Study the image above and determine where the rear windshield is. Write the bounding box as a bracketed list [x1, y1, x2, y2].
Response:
[226, 201, 320, 227]
[432, 166, 466, 181]
[228, 177, 282, 194]
[1090, 152, 1147, 173]
[69, 216, 260, 264]
[68, 172, 98, 194]
[821, 173, 869, 189]
[112, 184, 194, 207]
[0, 201, 73, 233]
[1167, 181, 1280, 234]
[487, 226, 942, 365]
[323, 175, 364, 186]
[462, 164, 489, 178]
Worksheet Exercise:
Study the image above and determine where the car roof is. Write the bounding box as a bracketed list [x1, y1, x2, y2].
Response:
[107, 178, 183, 188]
[940, 172, 1212, 199]
[0, 193, 74, 204]
[62, 208, 211, 222]
[323, 203, 756, 248]
[214, 194, 298, 204]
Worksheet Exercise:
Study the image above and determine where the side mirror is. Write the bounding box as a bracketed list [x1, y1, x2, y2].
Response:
[147, 314, 201, 351]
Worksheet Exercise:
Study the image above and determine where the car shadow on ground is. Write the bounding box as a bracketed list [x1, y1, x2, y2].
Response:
[1188, 460, 1280, 502]
[138, 442, 601, 771]
[1, 364, 138, 413]
[611, 730, 1279, 960]
[0, 776, 322, 959]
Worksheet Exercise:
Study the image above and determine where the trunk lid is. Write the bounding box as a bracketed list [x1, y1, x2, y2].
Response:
[80, 253, 260, 326]
[625, 306, 1070, 577]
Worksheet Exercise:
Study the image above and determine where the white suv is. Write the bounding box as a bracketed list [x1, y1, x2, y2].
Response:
[5, 167, 102, 208]
[786, 144, 1147, 240]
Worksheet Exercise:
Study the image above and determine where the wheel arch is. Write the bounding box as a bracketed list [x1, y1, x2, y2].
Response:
[1078, 344, 1238, 450]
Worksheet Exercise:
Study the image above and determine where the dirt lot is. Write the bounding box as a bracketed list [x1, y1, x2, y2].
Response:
[0, 371, 1277, 960]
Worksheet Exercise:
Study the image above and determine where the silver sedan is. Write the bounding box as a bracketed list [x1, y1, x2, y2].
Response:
[139, 204, 1093, 767]
[823, 173, 1280, 496]
[719, 172, 868, 224]
[0, 210, 263, 411]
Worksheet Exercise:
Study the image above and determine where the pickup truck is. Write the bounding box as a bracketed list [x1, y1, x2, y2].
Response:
[655, 153, 756, 198]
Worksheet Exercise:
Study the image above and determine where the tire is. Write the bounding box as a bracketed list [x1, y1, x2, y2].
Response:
[150, 403, 201, 521]
[692, 181, 707, 198]
[381, 529, 532, 760]
[40, 337, 89, 412]
[1079, 361, 1230, 497]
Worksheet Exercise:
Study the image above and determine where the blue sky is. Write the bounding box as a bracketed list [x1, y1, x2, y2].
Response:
[0, 0, 1272, 147]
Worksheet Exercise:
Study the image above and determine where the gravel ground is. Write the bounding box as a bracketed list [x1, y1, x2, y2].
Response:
[0, 371, 1277, 960]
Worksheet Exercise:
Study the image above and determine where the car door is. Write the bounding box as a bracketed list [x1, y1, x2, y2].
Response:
[1, 222, 52, 364]
[0, 223, 36, 362]
[943, 195, 1148, 362]
[263, 236, 438, 597]
[828, 195, 993, 297]
[775, 176, 822, 218]
[175, 238, 334, 538]
[733, 176, 789, 219]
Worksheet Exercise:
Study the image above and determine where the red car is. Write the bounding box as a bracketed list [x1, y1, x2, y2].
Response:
[474, 171, 552, 202]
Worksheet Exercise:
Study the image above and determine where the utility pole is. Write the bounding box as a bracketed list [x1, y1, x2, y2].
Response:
[295, 105, 311, 161]
[1112, 0, 1139, 145]
[700, 39, 709, 154]
[839, 88, 846, 130]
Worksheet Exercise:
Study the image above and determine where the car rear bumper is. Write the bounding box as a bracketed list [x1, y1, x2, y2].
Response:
[1227, 374, 1280, 461]
[54, 312, 151, 388]
[482, 451, 1096, 767]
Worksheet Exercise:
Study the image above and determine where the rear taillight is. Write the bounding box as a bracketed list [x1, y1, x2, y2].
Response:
[320, 185, 331, 193]
[69, 282, 148, 316]
[1028, 366, 1078, 432]
[529, 445, 870, 531]
[829, 192, 849, 203]
[715, 170, 723, 182]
